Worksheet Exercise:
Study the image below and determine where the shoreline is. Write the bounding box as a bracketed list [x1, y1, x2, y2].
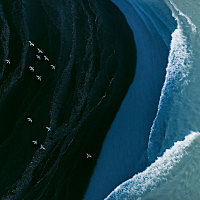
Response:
[84, 1, 176, 199]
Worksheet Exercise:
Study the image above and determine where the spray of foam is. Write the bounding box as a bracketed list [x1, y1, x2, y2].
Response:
[105, 132, 200, 200]
[169, 0, 197, 32]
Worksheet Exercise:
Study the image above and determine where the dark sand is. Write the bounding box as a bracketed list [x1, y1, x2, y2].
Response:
[0, 0, 136, 199]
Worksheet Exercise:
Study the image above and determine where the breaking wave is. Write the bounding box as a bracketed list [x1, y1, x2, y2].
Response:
[106, 132, 200, 200]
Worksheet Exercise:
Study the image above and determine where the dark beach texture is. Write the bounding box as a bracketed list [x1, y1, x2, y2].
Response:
[0, 0, 136, 199]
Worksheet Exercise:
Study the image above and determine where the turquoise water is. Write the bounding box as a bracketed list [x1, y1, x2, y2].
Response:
[106, 0, 200, 199]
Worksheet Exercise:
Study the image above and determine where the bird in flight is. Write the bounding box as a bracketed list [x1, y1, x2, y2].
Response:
[45, 127, 51, 132]
[27, 117, 33, 123]
[28, 41, 34, 47]
[36, 75, 42, 81]
[40, 144, 46, 150]
[32, 140, 38, 145]
[44, 55, 49, 61]
[5, 59, 10, 64]
[86, 153, 92, 159]
[29, 66, 34, 72]
[37, 48, 43, 54]
[36, 55, 41, 60]
[50, 64, 56, 70]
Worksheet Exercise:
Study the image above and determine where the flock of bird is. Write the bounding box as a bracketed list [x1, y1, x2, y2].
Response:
[4, 40, 92, 158]
[28, 40, 56, 82]
[4, 40, 56, 151]
[27, 117, 50, 150]
[27, 40, 56, 151]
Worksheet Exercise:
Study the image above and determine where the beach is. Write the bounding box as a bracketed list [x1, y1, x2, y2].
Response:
[0, 0, 136, 199]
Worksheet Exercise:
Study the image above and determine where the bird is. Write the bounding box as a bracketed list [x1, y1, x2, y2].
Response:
[50, 64, 56, 70]
[44, 55, 49, 61]
[36, 75, 41, 81]
[5, 59, 10, 64]
[27, 117, 33, 123]
[37, 48, 43, 54]
[32, 140, 37, 145]
[86, 153, 92, 159]
[29, 66, 34, 72]
[28, 41, 34, 46]
[45, 126, 51, 132]
[40, 144, 46, 150]
[36, 55, 41, 60]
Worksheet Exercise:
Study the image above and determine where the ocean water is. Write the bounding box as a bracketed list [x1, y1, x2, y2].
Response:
[84, 0, 176, 199]
[106, 0, 200, 199]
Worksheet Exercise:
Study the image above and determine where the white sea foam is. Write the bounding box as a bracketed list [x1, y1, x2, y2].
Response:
[169, 0, 197, 32]
[106, 132, 200, 200]
[147, 0, 195, 163]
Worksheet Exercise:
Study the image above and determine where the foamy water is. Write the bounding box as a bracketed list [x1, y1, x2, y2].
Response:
[148, 0, 200, 161]
[106, 132, 200, 200]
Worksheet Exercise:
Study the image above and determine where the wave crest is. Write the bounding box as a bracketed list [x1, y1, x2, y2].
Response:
[106, 132, 200, 200]
[147, 0, 194, 163]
